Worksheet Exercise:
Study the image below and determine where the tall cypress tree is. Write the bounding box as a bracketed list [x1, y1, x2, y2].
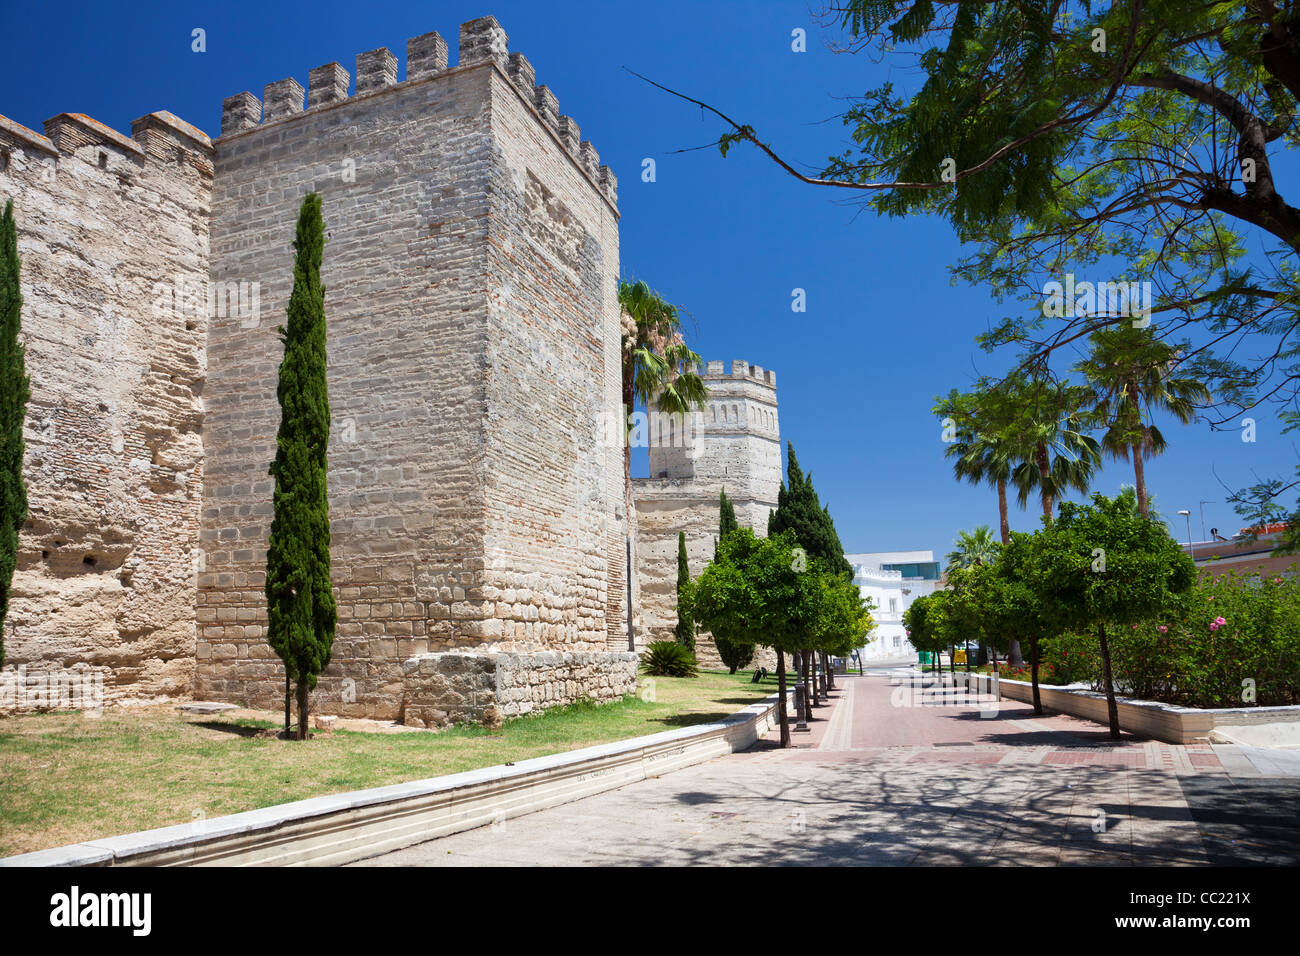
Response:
[266, 193, 336, 740]
[0, 201, 29, 667]
[769, 443, 852, 577]
[712, 487, 753, 672]
[675, 530, 694, 650]
[718, 488, 738, 539]
[769, 443, 853, 698]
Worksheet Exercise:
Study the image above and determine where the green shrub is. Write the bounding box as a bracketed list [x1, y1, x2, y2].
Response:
[642, 640, 699, 677]
[1040, 568, 1300, 707]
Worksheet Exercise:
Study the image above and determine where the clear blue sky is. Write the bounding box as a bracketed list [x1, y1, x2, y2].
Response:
[6, 0, 1294, 561]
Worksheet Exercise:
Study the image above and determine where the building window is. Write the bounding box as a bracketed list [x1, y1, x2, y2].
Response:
[98, 151, 108, 169]
[889, 598, 898, 613]
[0, 149, 9, 173]
[893, 636, 901, 648]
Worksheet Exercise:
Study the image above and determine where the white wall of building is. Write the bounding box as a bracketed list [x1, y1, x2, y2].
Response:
[847, 550, 943, 662]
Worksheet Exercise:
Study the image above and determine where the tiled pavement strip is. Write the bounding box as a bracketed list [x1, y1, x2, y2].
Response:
[354, 672, 1300, 867]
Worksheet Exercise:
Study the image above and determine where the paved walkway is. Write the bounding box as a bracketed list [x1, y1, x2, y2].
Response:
[353, 673, 1300, 866]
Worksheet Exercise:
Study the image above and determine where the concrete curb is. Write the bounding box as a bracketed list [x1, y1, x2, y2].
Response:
[0, 690, 789, 867]
[953, 672, 1300, 744]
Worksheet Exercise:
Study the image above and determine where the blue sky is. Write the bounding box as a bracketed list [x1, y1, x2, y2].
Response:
[6, 0, 1295, 561]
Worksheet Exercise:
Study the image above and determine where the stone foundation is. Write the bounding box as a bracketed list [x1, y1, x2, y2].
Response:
[401, 650, 639, 728]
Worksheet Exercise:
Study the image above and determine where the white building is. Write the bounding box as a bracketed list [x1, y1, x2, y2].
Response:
[846, 550, 943, 662]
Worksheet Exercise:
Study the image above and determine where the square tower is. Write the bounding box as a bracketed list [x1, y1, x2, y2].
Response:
[197, 18, 629, 719]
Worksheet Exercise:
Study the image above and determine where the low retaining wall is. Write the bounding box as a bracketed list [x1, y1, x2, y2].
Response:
[955, 672, 1300, 744]
[1, 691, 788, 867]
[401, 651, 639, 728]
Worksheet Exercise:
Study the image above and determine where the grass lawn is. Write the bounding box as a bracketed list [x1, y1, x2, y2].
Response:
[0, 668, 780, 857]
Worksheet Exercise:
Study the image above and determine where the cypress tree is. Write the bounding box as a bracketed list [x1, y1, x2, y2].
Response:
[769, 443, 854, 699]
[769, 443, 852, 577]
[0, 201, 29, 666]
[266, 193, 336, 741]
[713, 486, 753, 672]
[675, 531, 694, 650]
[718, 488, 738, 539]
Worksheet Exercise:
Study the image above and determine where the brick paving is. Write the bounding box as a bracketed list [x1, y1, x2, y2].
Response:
[355, 672, 1300, 867]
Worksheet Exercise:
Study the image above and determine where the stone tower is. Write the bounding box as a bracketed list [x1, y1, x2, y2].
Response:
[633, 359, 781, 666]
[197, 17, 631, 720]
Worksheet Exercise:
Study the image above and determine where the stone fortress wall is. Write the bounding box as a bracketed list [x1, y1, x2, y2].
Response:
[0, 15, 776, 723]
[0, 111, 213, 707]
[632, 360, 782, 669]
[0, 17, 636, 724]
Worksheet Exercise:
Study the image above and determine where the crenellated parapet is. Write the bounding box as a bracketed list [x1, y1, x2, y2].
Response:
[217, 16, 617, 209]
[704, 358, 777, 389]
[0, 109, 213, 180]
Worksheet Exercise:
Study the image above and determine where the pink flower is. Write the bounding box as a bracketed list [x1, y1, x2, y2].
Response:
[1209, 616, 1227, 632]
[1158, 625, 1168, 633]
[1132, 624, 1139, 630]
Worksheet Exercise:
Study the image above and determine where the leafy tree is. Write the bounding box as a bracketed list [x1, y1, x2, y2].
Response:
[675, 530, 694, 650]
[1025, 492, 1196, 737]
[945, 525, 1000, 570]
[974, 534, 1061, 714]
[0, 200, 29, 666]
[690, 528, 821, 746]
[266, 193, 337, 741]
[646, 2, 1300, 549]
[1073, 325, 1210, 516]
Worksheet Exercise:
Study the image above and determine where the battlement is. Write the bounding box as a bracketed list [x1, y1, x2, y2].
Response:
[703, 359, 776, 388]
[218, 16, 616, 208]
[0, 110, 213, 178]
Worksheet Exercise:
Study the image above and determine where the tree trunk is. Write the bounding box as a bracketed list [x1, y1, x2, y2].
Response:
[1036, 443, 1054, 522]
[999, 477, 1024, 667]
[997, 477, 1011, 544]
[949, 644, 956, 681]
[1132, 441, 1148, 517]
[776, 647, 790, 748]
[284, 671, 291, 738]
[824, 651, 835, 691]
[807, 650, 820, 708]
[1030, 636, 1043, 715]
[296, 679, 310, 741]
[1097, 622, 1121, 739]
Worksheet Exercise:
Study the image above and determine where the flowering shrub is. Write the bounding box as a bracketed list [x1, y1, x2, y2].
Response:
[1041, 567, 1300, 707]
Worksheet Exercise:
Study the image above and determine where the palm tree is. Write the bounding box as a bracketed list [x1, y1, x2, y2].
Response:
[999, 376, 1102, 523]
[934, 388, 1017, 545]
[945, 525, 1001, 569]
[619, 279, 708, 648]
[1072, 326, 1210, 517]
